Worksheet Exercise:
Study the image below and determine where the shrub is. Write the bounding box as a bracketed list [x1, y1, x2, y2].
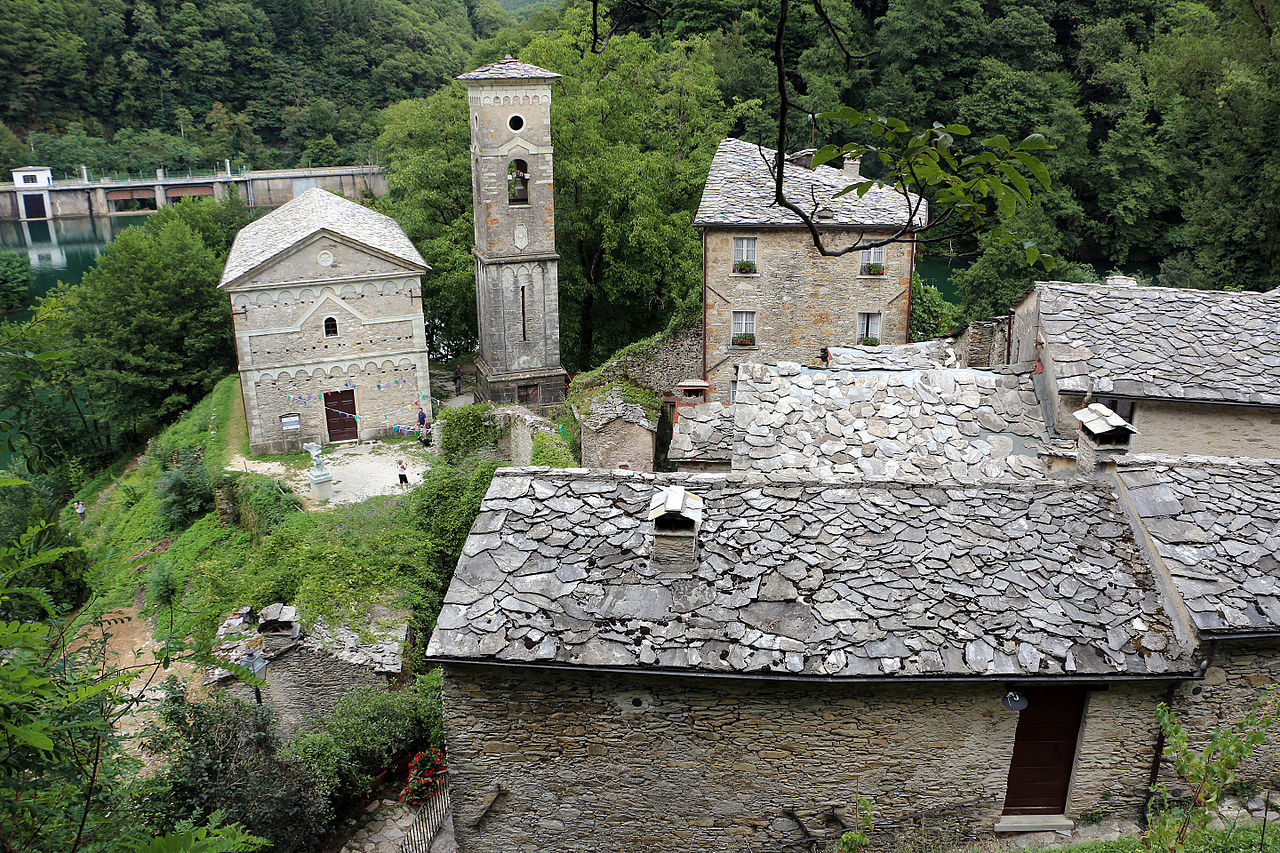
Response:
[0, 249, 35, 310]
[235, 475, 301, 539]
[531, 432, 576, 467]
[146, 558, 180, 610]
[284, 673, 443, 804]
[858, 336, 880, 346]
[153, 450, 214, 531]
[135, 684, 332, 853]
[436, 403, 500, 462]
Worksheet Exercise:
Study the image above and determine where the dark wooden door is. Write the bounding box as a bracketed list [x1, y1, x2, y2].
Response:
[22, 194, 46, 219]
[324, 390, 358, 441]
[1002, 687, 1087, 815]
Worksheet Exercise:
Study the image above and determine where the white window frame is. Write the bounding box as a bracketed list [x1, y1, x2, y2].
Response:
[731, 310, 756, 346]
[861, 245, 886, 274]
[857, 311, 882, 341]
[732, 237, 758, 273]
[730, 380, 738, 403]
[280, 413, 302, 431]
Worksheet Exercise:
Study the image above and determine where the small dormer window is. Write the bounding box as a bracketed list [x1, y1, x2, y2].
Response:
[508, 159, 530, 205]
[324, 317, 338, 337]
[647, 485, 704, 570]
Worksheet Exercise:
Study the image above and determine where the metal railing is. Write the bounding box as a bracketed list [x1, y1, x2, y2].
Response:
[399, 783, 451, 853]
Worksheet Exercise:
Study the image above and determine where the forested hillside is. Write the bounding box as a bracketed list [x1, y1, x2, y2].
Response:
[0, 0, 510, 171]
[4, 0, 1278, 354]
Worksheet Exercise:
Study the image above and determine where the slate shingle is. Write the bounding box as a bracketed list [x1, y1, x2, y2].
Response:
[1036, 281, 1280, 405]
[693, 139, 928, 229]
[426, 468, 1195, 679]
[220, 188, 427, 287]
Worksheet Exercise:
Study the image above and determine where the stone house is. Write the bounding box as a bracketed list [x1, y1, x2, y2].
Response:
[576, 388, 657, 471]
[694, 139, 926, 403]
[207, 603, 408, 733]
[428, 469, 1218, 849]
[219, 188, 431, 454]
[1009, 279, 1280, 459]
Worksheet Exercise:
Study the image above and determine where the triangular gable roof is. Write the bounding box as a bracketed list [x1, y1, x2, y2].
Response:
[458, 55, 561, 81]
[219, 188, 427, 287]
[694, 138, 927, 229]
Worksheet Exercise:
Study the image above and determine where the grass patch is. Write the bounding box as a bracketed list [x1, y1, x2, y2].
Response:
[1040, 824, 1280, 853]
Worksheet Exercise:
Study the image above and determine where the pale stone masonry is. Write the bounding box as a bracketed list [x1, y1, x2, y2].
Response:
[577, 388, 657, 471]
[695, 139, 926, 403]
[460, 57, 567, 409]
[1010, 280, 1280, 458]
[220, 188, 431, 454]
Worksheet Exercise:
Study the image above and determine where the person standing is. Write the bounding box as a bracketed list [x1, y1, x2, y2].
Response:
[453, 365, 463, 396]
[417, 406, 427, 432]
[74, 500, 86, 523]
[397, 460, 409, 490]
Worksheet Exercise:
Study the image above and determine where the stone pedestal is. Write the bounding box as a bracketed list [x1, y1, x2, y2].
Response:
[309, 469, 334, 503]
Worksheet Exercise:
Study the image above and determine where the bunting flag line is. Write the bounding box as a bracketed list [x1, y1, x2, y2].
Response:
[277, 391, 433, 423]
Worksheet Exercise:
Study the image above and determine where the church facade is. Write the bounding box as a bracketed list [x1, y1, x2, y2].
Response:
[459, 56, 567, 409]
[219, 188, 432, 455]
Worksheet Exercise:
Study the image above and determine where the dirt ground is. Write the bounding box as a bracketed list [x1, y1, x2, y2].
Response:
[226, 437, 437, 508]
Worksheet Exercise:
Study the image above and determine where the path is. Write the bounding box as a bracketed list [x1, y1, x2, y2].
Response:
[226, 439, 436, 508]
[337, 798, 455, 853]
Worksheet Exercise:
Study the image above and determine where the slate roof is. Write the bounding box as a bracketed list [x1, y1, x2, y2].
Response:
[1118, 458, 1280, 636]
[219, 188, 427, 287]
[457, 56, 561, 81]
[427, 469, 1194, 679]
[1035, 281, 1280, 405]
[669, 402, 734, 462]
[827, 340, 958, 371]
[581, 388, 657, 433]
[693, 139, 928, 229]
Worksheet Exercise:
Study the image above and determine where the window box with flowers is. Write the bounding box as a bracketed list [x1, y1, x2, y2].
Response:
[734, 260, 758, 274]
[858, 336, 880, 346]
[861, 262, 886, 276]
[731, 333, 757, 347]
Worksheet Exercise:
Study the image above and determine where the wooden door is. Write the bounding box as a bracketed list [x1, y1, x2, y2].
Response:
[22, 194, 46, 219]
[1002, 687, 1087, 815]
[324, 390, 358, 441]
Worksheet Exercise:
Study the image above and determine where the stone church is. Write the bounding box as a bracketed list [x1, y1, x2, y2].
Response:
[219, 188, 432, 454]
[459, 56, 567, 409]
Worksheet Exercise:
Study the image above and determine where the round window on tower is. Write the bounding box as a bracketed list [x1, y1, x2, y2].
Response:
[508, 114, 524, 131]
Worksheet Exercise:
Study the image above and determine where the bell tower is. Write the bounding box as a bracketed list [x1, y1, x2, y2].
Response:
[459, 56, 566, 408]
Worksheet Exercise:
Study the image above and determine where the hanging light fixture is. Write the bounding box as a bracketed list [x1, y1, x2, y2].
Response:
[1002, 690, 1029, 712]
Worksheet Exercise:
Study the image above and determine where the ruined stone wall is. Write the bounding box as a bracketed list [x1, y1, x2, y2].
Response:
[580, 419, 655, 471]
[956, 318, 1011, 369]
[442, 665, 1164, 852]
[704, 228, 911, 403]
[222, 646, 387, 734]
[1166, 640, 1280, 786]
[583, 321, 705, 398]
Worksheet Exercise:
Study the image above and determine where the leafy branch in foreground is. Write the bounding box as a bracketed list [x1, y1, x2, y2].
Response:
[769, 0, 1057, 269]
[1142, 688, 1278, 853]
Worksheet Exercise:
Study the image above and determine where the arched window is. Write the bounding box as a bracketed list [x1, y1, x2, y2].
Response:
[324, 317, 338, 337]
[508, 159, 529, 205]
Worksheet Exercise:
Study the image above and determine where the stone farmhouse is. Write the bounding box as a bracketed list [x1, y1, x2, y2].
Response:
[575, 387, 657, 472]
[219, 188, 431, 454]
[1009, 279, 1280, 458]
[694, 138, 927, 403]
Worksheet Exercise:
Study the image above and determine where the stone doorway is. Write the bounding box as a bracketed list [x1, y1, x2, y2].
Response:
[1001, 686, 1086, 817]
[325, 389, 358, 441]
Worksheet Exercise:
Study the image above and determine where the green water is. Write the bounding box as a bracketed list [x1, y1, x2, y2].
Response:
[915, 254, 970, 304]
[0, 214, 153, 321]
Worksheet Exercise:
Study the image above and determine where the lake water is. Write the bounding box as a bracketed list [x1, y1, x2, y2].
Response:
[0, 214, 154, 321]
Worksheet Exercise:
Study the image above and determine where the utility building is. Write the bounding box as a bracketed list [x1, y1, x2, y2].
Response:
[220, 188, 431, 454]
[459, 56, 567, 409]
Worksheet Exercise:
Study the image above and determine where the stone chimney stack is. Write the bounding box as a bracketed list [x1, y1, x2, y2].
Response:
[1105, 274, 1138, 287]
[1072, 403, 1139, 475]
[647, 485, 704, 571]
[843, 155, 862, 181]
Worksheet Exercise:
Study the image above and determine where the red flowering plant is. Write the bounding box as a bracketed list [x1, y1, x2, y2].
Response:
[399, 749, 448, 807]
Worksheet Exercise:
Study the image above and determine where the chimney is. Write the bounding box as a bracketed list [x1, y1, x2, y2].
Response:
[647, 485, 704, 570]
[843, 155, 862, 181]
[1072, 403, 1139, 475]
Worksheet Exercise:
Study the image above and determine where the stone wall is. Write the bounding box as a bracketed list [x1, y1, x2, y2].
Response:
[704, 227, 912, 403]
[579, 321, 705, 399]
[1122, 399, 1280, 459]
[442, 665, 1165, 852]
[956, 318, 1012, 369]
[223, 645, 388, 734]
[1166, 639, 1280, 786]
[580, 418, 655, 471]
[245, 357, 428, 454]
